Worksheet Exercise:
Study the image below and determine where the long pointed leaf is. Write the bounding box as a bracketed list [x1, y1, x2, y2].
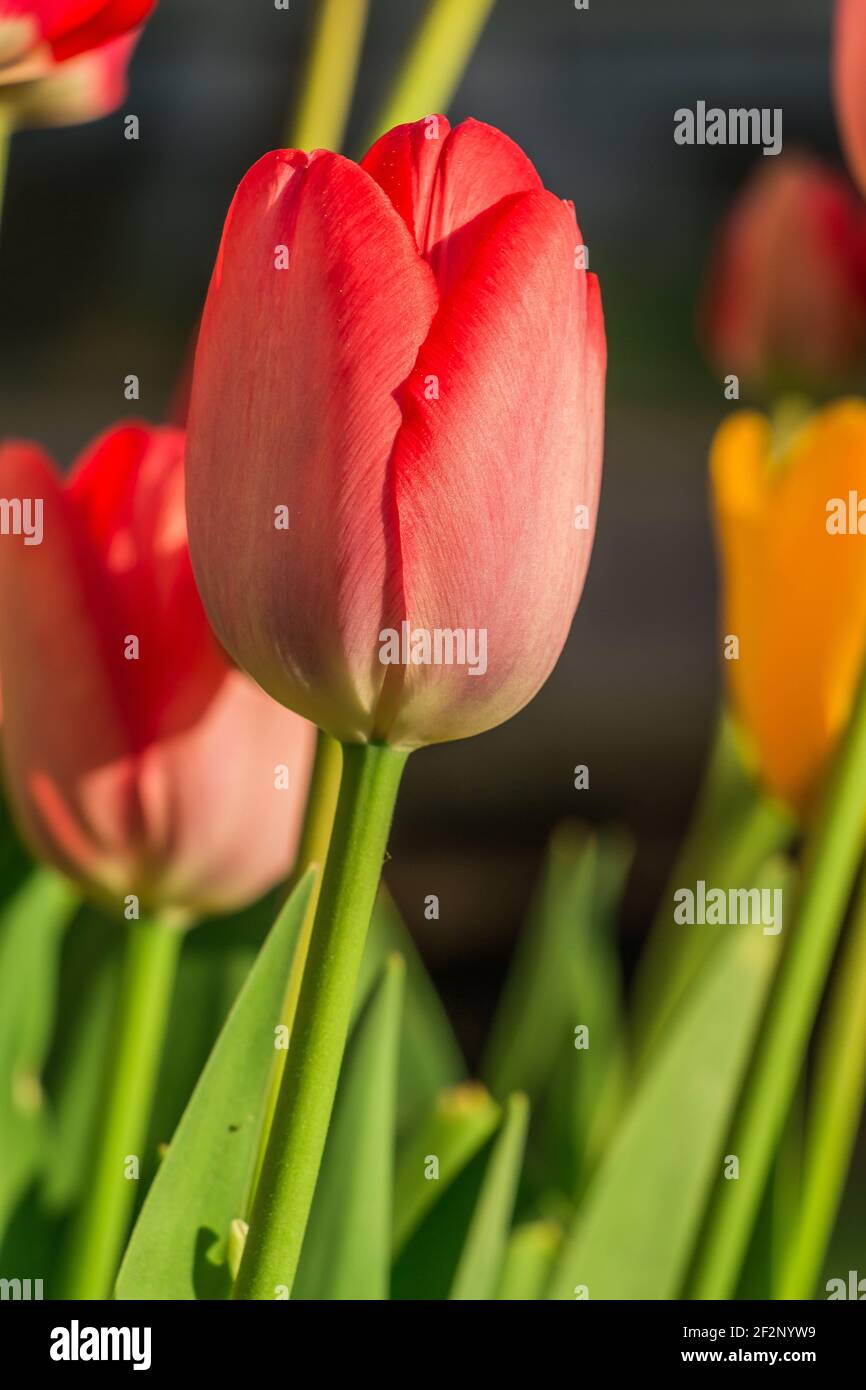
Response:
[547, 859, 792, 1300]
[449, 1092, 529, 1300]
[362, 888, 465, 1132]
[293, 954, 404, 1299]
[497, 1220, 563, 1300]
[0, 870, 78, 1234]
[115, 872, 314, 1300]
[393, 1081, 500, 1255]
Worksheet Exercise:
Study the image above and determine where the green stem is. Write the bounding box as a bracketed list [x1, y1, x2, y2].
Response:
[779, 861, 866, 1298]
[61, 915, 183, 1299]
[234, 741, 409, 1299]
[691, 658, 866, 1299]
[365, 0, 496, 148]
[288, 0, 370, 151]
[247, 731, 343, 1206]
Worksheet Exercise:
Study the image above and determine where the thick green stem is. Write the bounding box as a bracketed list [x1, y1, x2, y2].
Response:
[234, 741, 409, 1299]
[365, 0, 496, 148]
[61, 915, 182, 1299]
[691, 659, 866, 1299]
[779, 862, 866, 1298]
[288, 0, 370, 151]
[247, 731, 343, 1205]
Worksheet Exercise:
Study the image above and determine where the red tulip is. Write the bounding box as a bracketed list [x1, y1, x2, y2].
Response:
[835, 0, 866, 198]
[8, 30, 137, 126]
[186, 116, 605, 749]
[0, 422, 315, 916]
[0, 0, 153, 84]
[701, 153, 866, 386]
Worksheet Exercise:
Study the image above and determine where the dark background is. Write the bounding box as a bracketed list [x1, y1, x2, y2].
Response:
[0, 0, 846, 1059]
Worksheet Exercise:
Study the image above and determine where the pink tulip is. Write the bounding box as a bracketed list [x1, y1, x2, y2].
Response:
[186, 116, 606, 750]
[0, 422, 315, 916]
[9, 31, 137, 127]
[701, 153, 866, 386]
[835, 0, 866, 198]
[0, 1, 154, 81]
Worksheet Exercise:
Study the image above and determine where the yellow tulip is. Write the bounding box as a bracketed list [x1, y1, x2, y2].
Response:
[711, 398, 866, 814]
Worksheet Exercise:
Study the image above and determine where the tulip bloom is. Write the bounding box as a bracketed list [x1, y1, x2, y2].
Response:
[701, 154, 866, 387]
[0, 422, 315, 915]
[0, 1, 153, 79]
[711, 399, 866, 813]
[834, 0, 866, 199]
[7, 30, 137, 127]
[0, 3, 151, 130]
[187, 116, 605, 750]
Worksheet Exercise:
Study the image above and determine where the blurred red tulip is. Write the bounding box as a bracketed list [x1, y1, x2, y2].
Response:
[0, 1, 153, 81]
[0, 422, 315, 916]
[187, 116, 605, 749]
[835, 0, 866, 198]
[700, 153, 866, 387]
[8, 30, 136, 126]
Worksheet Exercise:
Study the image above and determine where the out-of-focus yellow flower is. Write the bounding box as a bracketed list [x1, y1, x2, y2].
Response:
[711, 399, 866, 814]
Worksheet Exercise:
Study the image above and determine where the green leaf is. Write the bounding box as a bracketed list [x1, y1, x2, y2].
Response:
[541, 827, 632, 1196]
[40, 907, 120, 1215]
[631, 712, 793, 1063]
[484, 826, 619, 1101]
[393, 1081, 501, 1255]
[547, 859, 792, 1300]
[293, 954, 404, 1300]
[144, 889, 278, 1186]
[391, 1089, 507, 1300]
[0, 870, 79, 1234]
[450, 1092, 529, 1300]
[483, 823, 631, 1199]
[496, 1220, 563, 1300]
[0, 786, 32, 901]
[115, 872, 314, 1300]
[362, 887, 465, 1132]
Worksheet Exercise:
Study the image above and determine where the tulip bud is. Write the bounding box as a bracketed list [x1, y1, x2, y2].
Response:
[701, 154, 866, 389]
[834, 0, 866, 199]
[0, 1, 155, 84]
[8, 33, 138, 129]
[186, 116, 605, 750]
[0, 422, 315, 915]
[710, 398, 866, 813]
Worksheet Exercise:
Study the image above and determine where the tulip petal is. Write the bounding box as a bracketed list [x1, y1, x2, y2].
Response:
[0, 442, 141, 891]
[187, 149, 439, 743]
[363, 115, 543, 294]
[134, 671, 315, 913]
[712, 400, 866, 810]
[69, 422, 224, 745]
[378, 189, 605, 746]
[49, 0, 154, 62]
[0, 2, 104, 39]
[835, 0, 866, 200]
[11, 30, 135, 127]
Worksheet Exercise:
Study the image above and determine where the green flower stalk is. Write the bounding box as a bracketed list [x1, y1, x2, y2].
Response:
[234, 743, 409, 1298]
[692, 655, 866, 1299]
